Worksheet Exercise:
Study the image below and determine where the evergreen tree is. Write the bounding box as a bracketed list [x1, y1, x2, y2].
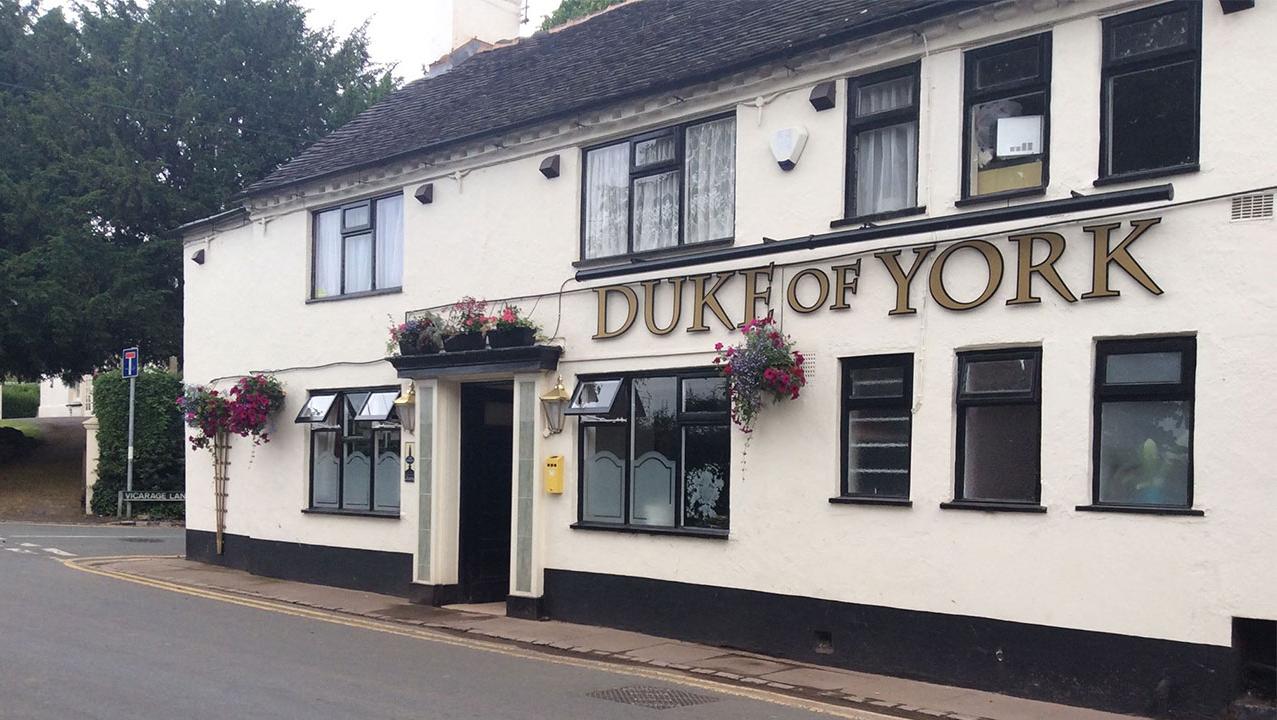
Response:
[540, 0, 624, 31]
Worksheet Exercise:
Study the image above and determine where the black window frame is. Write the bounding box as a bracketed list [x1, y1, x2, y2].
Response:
[959, 32, 1053, 205]
[1096, 1, 1201, 185]
[845, 62, 924, 223]
[572, 368, 731, 537]
[310, 193, 403, 301]
[1082, 336, 1198, 515]
[834, 354, 914, 507]
[579, 112, 737, 263]
[945, 347, 1045, 512]
[303, 386, 402, 517]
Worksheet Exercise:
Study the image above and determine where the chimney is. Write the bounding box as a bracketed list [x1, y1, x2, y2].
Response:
[427, 0, 523, 77]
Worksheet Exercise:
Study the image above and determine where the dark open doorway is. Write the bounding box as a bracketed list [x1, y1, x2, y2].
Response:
[458, 382, 514, 604]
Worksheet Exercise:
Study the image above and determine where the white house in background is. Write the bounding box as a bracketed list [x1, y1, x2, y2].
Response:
[178, 1, 1277, 718]
[37, 376, 90, 418]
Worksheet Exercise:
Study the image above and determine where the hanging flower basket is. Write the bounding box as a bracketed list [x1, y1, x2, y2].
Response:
[177, 374, 285, 451]
[713, 316, 806, 433]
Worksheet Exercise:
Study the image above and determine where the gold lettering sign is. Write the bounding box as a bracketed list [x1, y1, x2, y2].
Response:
[590, 218, 1162, 338]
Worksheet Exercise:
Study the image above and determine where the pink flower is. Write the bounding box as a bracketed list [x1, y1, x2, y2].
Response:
[714, 342, 723, 351]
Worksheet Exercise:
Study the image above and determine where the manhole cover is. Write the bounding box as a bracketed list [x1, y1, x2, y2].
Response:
[587, 685, 720, 710]
[119, 537, 164, 543]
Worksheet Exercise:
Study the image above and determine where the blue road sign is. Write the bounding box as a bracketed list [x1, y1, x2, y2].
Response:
[122, 347, 139, 379]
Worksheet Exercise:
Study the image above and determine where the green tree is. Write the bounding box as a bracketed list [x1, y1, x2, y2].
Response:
[0, 0, 399, 381]
[540, 0, 624, 30]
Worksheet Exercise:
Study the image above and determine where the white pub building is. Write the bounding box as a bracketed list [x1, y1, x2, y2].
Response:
[180, 1, 1277, 717]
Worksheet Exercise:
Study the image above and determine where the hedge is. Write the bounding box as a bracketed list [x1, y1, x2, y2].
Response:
[91, 370, 185, 516]
[2, 382, 39, 419]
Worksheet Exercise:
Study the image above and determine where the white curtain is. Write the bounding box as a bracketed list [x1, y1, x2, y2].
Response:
[584, 143, 629, 259]
[313, 209, 342, 298]
[632, 171, 679, 253]
[375, 195, 403, 289]
[856, 76, 912, 115]
[855, 122, 918, 215]
[344, 233, 373, 293]
[685, 117, 736, 244]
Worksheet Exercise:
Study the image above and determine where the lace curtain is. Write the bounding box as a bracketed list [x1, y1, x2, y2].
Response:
[375, 195, 403, 289]
[855, 77, 917, 216]
[685, 117, 736, 244]
[313, 209, 342, 298]
[584, 143, 629, 258]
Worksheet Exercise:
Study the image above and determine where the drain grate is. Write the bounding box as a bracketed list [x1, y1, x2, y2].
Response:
[587, 685, 720, 710]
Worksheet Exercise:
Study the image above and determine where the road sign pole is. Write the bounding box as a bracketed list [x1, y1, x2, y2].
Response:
[126, 375, 135, 518]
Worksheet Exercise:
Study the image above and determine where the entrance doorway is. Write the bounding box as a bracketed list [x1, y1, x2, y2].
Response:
[458, 382, 514, 604]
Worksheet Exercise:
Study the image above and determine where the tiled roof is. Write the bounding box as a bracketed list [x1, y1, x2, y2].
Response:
[245, 0, 982, 197]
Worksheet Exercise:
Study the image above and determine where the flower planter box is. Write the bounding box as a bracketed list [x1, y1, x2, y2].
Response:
[487, 327, 536, 349]
[400, 337, 441, 355]
[444, 332, 485, 352]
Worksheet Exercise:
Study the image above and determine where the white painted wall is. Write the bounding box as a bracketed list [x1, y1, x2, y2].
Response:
[37, 376, 88, 418]
[184, 0, 1277, 649]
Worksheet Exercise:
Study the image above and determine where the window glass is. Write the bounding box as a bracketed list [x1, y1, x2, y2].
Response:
[1098, 400, 1191, 505]
[962, 357, 1036, 394]
[1112, 10, 1189, 59]
[682, 425, 730, 530]
[846, 409, 910, 497]
[632, 171, 680, 253]
[566, 378, 623, 416]
[855, 122, 918, 216]
[1106, 61, 1197, 174]
[630, 378, 677, 526]
[296, 392, 337, 423]
[1105, 351, 1181, 385]
[682, 376, 728, 413]
[355, 390, 399, 422]
[634, 135, 676, 168]
[850, 365, 906, 399]
[856, 76, 913, 116]
[343, 233, 374, 294]
[313, 210, 342, 298]
[961, 404, 1041, 502]
[582, 425, 626, 523]
[342, 204, 369, 230]
[969, 93, 1045, 196]
[342, 419, 372, 511]
[584, 143, 630, 259]
[372, 429, 401, 513]
[311, 432, 340, 508]
[975, 45, 1040, 89]
[374, 195, 403, 289]
[344, 392, 371, 418]
[685, 118, 736, 244]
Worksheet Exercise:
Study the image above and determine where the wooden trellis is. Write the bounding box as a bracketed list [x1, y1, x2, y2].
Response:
[212, 431, 230, 555]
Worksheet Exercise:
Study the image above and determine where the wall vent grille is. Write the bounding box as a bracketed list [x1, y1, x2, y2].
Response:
[801, 357, 816, 379]
[1231, 193, 1274, 222]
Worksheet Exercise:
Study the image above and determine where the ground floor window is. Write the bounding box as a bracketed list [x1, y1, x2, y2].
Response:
[840, 354, 913, 499]
[951, 348, 1042, 507]
[296, 388, 401, 514]
[1092, 337, 1195, 509]
[570, 371, 730, 533]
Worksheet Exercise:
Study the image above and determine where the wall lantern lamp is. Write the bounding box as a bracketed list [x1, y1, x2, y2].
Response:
[770, 127, 809, 171]
[394, 384, 417, 433]
[539, 375, 570, 435]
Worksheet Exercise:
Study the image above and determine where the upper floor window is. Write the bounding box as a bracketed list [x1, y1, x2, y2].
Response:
[312, 194, 403, 299]
[1099, 2, 1201, 181]
[570, 372, 730, 534]
[846, 63, 920, 220]
[948, 348, 1043, 510]
[1091, 337, 1196, 510]
[582, 115, 736, 261]
[962, 33, 1051, 201]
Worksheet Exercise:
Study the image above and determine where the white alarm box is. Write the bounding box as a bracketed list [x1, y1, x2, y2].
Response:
[996, 116, 1043, 158]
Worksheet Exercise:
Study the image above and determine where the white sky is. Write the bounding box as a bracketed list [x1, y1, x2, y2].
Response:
[43, 0, 567, 80]
[271, 0, 565, 79]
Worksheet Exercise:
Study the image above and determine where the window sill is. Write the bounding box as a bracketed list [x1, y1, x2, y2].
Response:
[955, 187, 1046, 208]
[307, 287, 403, 304]
[572, 238, 734, 270]
[940, 500, 1046, 513]
[829, 206, 927, 229]
[1093, 163, 1198, 187]
[570, 521, 728, 539]
[1075, 504, 1203, 517]
[302, 508, 401, 519]
[829, 496, 912, 507]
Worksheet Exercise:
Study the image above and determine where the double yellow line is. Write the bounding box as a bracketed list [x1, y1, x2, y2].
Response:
[64, 556, 895, 720]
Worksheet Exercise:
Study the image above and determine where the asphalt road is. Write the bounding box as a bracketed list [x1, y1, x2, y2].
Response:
[0, 522, 828, 720]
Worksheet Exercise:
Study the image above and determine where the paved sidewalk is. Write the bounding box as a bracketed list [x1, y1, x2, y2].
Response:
[85, 556, 1138, 720]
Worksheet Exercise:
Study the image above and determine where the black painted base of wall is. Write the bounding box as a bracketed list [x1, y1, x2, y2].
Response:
[408, 582, 460, 607]
[543, 569, 1236, 719]
[186, 529, 414, 598]
[507, 595, 547, 621]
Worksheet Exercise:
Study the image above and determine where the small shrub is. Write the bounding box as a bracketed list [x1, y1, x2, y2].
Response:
[2, 383, 39, 419]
